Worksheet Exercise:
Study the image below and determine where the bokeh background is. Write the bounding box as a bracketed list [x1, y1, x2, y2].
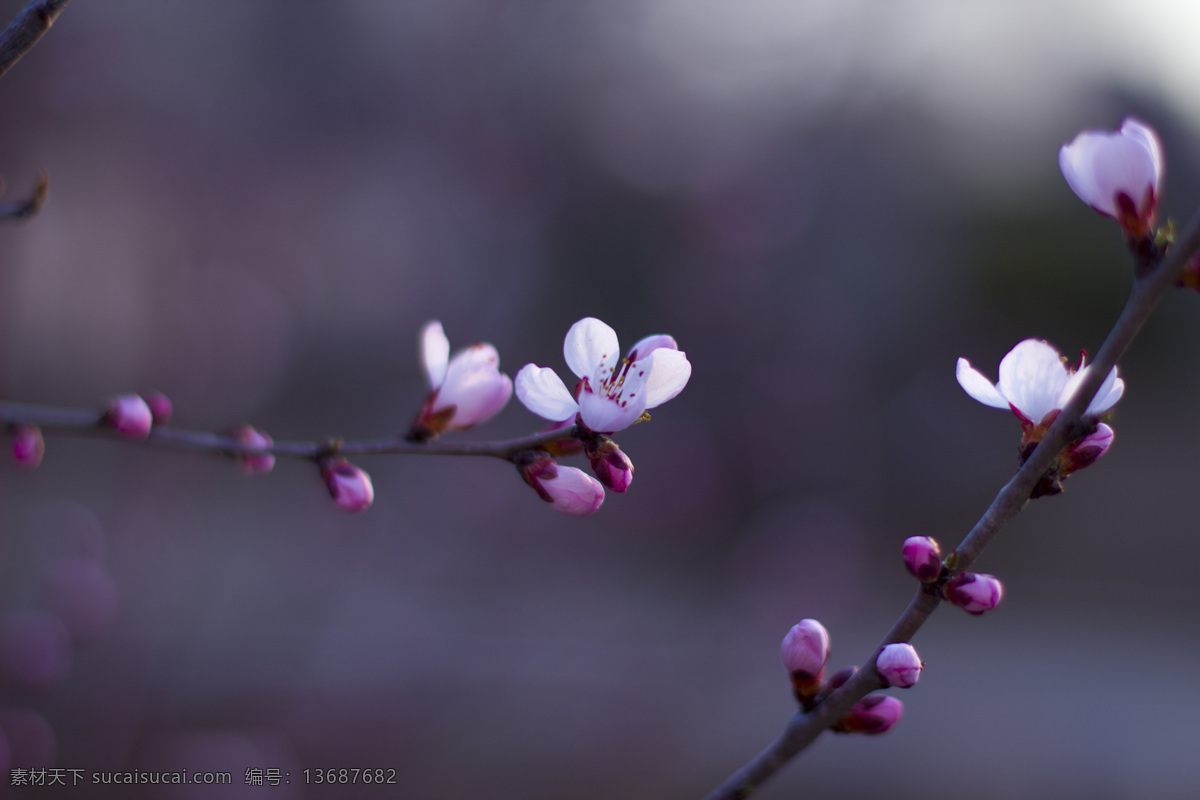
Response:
[0, 1, 1198, 798]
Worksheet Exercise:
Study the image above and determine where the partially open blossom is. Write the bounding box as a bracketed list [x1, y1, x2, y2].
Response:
[957, 340, 1123, 429]
[1059, 422, 1114, 477]
[581, 433, 634, 493]
[229, 424, 275, 476]
[876, 643, 923, 688]
[1059, 118, 1163, 239]
[834, 694, 903, 735]
[943, 572, 1004, 615]
[12, 424, 44, 470]
[902, 536, 942, 582]
[408, 321, 513, 442]
[515, 450, 605, 516]
[515, 317, 691, 434]
[780, 619, 830, 678]
[320, 458, 374, 513]
[144, 391, 173, 425]
[104, 394, 153, 440]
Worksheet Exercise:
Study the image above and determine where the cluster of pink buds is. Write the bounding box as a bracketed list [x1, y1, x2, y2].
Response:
[779, 619, 911, 735]
[900, 536, 1004, 616]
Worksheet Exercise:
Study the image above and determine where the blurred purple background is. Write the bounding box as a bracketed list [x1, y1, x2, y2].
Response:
[0, 2, 1198, 798]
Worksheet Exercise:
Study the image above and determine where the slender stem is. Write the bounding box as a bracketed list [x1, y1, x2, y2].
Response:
[701, 207, 1200, 800]
[0, 399, 580, 462]
[0, 0, 71, 80]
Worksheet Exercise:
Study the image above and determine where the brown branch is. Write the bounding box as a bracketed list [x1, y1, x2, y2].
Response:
[0, 170, 47, 220]
[0, 0, 70, 81]
[0, 399, 582, 462]
[701, 205, 1200, 800]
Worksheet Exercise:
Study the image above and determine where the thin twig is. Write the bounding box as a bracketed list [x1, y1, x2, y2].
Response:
[0, 0, 70, 80]
[701, 206, 1200, 800]
[0, 399, 582, 462]
[0, 171, 47, 220]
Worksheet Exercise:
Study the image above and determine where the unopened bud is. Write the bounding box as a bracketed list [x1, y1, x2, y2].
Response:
[104, 394, 153, 439]
[514, 450, 605, 516]
[902, 536, 942, 582]
[229, 425, 275, 476]
[943, 572, 1004, 615]
[1060, 423, 1113, 476]
[12, 424, 44, 469]
[834, 694, 903, 735]
[144, 391, 173, 425]
[320, 458, 374, 513]
[781, 619, 830, 705]
[780, 619, 830, 677]
[582, 433, 634, 493]
[876, 643, 922, 688]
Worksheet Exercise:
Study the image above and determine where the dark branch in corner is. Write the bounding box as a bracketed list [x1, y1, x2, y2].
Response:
[0, 0, 71, 80]
[0, 171, 47, 220]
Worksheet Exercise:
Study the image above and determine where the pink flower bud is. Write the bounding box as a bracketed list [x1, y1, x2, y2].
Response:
[144, 391, 173, 425]
[943, 572, 1004, 615]
[876, 643, 923, 688]
[1059, 423, 1113, 477]
[514, 450, 605, 516]
[835, 694, 903, 735]
[320, 458, 374, 513]
[901, 536, 942, 582]
[104, 394, 153, 439]
[582, 433, 634, 493]
[12, 424, 44, 470]
[1059, 118, 1163, 239]
[780, 619, 830, 679]
[229, 424, 275, 476]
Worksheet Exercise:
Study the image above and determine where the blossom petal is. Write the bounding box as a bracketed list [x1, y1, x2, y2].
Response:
[625, 334, 677, 361]
[642, 348, 692, 409]
[578, 382, 647, 433]
[1062, 364, 1124, 416]
[421, 320, 450, 389]
[997, 340, 1068, 422]
[437, 344, 512, 427]
[541, 466, 605, 516]
[515, 364, 579, 421]
[563, 317, 620, 380]
[1087, 370, 1124, 414]
[955, 358, 1008, 409]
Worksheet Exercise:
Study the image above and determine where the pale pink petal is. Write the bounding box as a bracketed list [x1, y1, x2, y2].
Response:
[578, 383, 646, 433]
[997, 340, 1068, 422]
[1059, 134, 1113, 215]
[540, 466, 605, 516]
[1059, 363, 1124, 416]
[515, 364, 579, 421]
[642, 348, 692, 409]
[625, 334, 677, 361]
[1120, 117, 1164, 190]
[437, 345, 513, 428]
[421, 320, 450, 389]
[563, 317, 620, 380]
[955, 358, 1008, 409]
